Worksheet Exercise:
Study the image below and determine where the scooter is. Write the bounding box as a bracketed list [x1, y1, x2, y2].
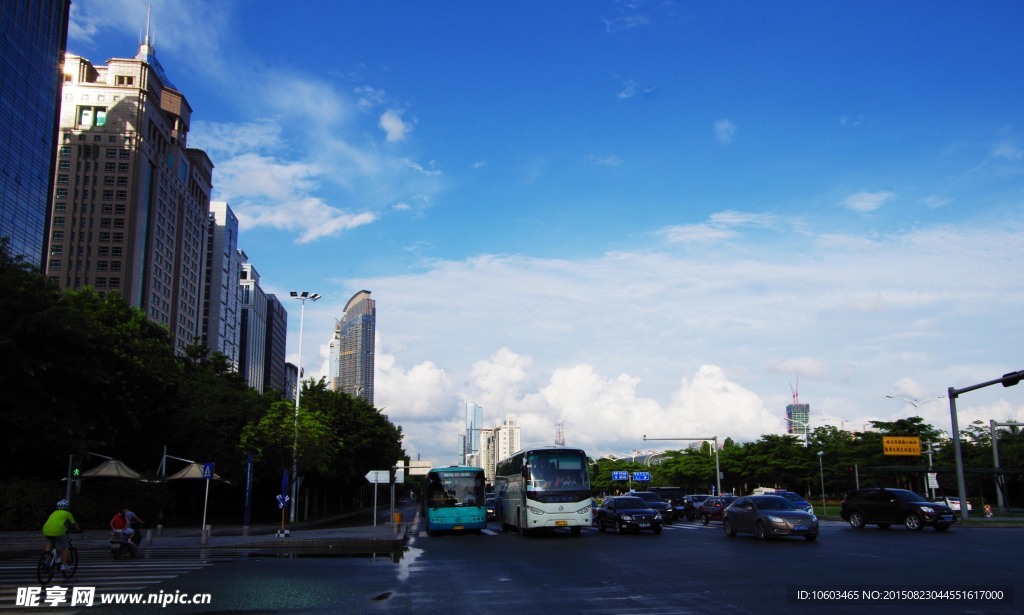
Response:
[109, 530, 136, 559]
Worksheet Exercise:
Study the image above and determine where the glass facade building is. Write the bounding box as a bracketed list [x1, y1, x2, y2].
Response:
[0, 0, 70, 266]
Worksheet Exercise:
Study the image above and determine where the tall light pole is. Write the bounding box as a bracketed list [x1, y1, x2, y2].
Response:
[289, 291, 320, 523]
[817, 450, 826, 516]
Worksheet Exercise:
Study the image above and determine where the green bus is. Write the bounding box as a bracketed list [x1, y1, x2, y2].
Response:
[422, 466, 487, 535]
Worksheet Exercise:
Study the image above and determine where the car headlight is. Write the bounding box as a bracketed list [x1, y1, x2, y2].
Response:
[767, 515, 786, 524]
[620, 514, 634, 522]
[654, 512, 662, 520]
[919, 506, 935, 514]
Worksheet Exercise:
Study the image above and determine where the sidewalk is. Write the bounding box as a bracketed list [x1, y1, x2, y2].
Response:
[0, 510, 414, 553]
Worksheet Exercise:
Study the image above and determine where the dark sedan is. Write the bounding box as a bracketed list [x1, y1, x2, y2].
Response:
[630, 491, 675, 524]
[699, 495, 738, 525]
[485, 498, 498, 521]
[722, 495, 819, 541]
[595, 495, 663, 534]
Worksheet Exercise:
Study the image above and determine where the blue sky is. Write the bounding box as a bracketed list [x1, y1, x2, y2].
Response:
[68, 1, 1024, 469]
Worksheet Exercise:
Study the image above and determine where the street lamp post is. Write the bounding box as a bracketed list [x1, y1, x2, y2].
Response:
[817, 451, 826, 517]
[289, 290, 320, 524]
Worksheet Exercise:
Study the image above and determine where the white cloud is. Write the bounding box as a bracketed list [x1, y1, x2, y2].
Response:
[715, 119, 737, 144]
[843, 191, 894, 213]
[380, 110, 413, 142]
[991, 141, 1023, 160]
[351, 218, 1024, 464]
[594, 155, 624, 167]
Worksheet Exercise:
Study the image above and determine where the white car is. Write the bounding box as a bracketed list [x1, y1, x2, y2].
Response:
[933, 496, 972, 512]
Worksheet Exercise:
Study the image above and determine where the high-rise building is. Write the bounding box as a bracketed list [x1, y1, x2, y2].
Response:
[264, 294, 288, 396]
[45, 25, 214, 355]
[476, 427, 496, 486]
[0, 0, 70, 266]
[203, 202, 241, 368]
[466, 401, 484, 454]
[237, 253, 266, 393]
[329, 290, 375, 403]
[494, 415, 521, 463]
[787, 402, 810, 438]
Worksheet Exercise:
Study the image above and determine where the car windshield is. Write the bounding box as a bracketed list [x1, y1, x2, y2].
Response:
[752, 496, 798, 510]
[616, 497, 647, 508]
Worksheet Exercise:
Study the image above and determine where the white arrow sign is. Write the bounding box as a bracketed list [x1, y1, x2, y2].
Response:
[364, 470, 390, 484]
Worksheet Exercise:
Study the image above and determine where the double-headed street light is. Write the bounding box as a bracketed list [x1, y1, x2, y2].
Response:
[289, 290, 320, 524]
[783, 416, 810, 447]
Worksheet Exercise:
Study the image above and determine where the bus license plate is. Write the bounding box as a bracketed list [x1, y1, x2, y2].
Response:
[555, 520, 568, 526]
[453, 525, 464, 530]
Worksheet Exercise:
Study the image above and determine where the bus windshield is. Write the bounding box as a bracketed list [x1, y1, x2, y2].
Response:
[526, 450, 588, 492]
[427, 469, 485, 508]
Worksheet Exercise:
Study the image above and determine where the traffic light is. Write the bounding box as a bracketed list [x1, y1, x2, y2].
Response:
[1002, 371, 1023, 387]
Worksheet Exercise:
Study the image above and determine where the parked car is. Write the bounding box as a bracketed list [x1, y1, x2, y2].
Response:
[841, 488, 955, 532]
[485, 498, 498, 521]
[933, 496, 972, 512]
[595, 495, 663, 534]
[699, 495, 738, 525]
[680, 494, 713, 521]
[631, 491, 675, 524]
[722, 495, 819, 541]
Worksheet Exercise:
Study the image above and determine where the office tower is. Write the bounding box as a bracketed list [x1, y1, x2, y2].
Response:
[238, 253, 266, 392]
[494, 415, 521, 463]
[477, 427, 496, 485]
[203, 202, 241, 368]
[45, 25, 214, 355]
[0, 0, 70, 266]
[787, 402, 810, 438]
[466, 401, 484, 454]
[264, 294, 288, 396]
[329, 290, 375, 403]
[457, 434, 467, 466]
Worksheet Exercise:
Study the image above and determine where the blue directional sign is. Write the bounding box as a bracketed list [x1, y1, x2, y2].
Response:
[201, 462, 215, 480]
[633, 471, 651, 482]
[611, 470, 629, 481]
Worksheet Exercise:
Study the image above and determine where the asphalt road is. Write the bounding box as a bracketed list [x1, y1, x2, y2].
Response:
[4, 510, 1021, 614]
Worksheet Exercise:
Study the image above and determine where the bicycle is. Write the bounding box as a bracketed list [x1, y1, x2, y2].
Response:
[37, 530, 78, 585]
[109, 529, 136, 559]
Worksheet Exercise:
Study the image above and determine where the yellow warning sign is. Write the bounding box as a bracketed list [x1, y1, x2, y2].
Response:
[883, 436, 921, 456]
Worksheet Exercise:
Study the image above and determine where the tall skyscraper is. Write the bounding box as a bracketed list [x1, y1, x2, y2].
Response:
[466, 401, 484, 454]
[237, 253, 266, 393]
[203, 202, 241, 368]
[45, 25, 214, 355]
[329, 290, 376, 403]
[0, 0, 70, 266]
[264, 294, 288, 396]
[787, 402, 810, 438]
[494, 415, 521, 463]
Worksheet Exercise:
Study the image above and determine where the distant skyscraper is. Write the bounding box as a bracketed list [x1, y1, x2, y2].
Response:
[45, 23, 214, 355]
[494, 415, 521, 463]
[264, 294, 288, 396]
[466, 401, 484, 453]
[203, 202, 241, 368]
[0, 0, 70, 266]
[237, 253, 266, 393]
[787, 403, 810, 437]
[329, 290, 376, 404]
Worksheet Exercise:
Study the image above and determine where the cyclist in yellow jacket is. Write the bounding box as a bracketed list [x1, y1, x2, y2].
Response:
[42, 499, 80, 572]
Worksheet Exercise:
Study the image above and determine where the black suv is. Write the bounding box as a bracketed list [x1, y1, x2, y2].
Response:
[630, 491, 675, 524]
[841, 488, 956, 532]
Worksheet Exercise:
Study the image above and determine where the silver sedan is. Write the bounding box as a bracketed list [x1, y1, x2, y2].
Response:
[722, 495, 819, 541]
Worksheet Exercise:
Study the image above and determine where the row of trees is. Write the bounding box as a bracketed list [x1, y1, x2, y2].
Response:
[0, 240, 404, 529]
[594, 417, 1024, 509]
